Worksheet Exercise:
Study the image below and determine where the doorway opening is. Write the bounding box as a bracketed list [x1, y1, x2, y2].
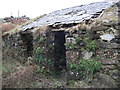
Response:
[53, 30, 66, 74]
[20, 31, 33, 57]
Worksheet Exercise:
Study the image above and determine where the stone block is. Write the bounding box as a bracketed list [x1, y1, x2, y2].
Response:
[99, 74, 117, 88]
[66, 50, 79, 61]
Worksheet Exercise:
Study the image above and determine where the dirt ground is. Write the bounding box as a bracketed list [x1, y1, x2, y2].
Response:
[2, 64, 107, 88]
[2, 54, 106, 88]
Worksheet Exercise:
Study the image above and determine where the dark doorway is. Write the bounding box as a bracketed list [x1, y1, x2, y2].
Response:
[20, 31, 33, 57]
[53, 30, 66, 74]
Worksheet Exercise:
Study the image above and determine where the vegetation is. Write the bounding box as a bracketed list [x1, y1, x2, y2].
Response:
[3, 14, 46, 35]
[65, 43, 76, 49]
[65, 37, 98, 52]
[38, 37, 45, 43]
[69, 58, 102, 78]
[0, 23, 15, 33]
[34, 35, 99, 78]
[82, 37, 97, 51]
[34, 47, 46, 65]
[34, 46, 55, 76]
[2, 3, 119, 88]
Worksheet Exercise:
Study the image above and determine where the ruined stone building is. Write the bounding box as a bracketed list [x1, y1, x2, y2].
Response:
[2, 1, 120, 88]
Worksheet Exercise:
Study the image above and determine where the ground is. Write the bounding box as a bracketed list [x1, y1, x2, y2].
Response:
[2, 58, 108, 88]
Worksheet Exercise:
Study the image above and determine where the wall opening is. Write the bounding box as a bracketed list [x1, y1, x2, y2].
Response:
[20, 31, 33, 57]
[53, 30, 66, 74]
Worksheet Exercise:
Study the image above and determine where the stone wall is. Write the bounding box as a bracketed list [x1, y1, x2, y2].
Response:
[2, 2, 120, 88]
[2, 33, 26, 63]
[64, 3, 120, 87]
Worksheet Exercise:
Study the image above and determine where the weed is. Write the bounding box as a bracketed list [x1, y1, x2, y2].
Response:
[34, 47, 55, 76]
[36, 66, 46, 73]
[79, 59, 102, 75]
[67, 80, 75, 86]
[83, 37, 97, 51]
[65, 43, 76, 50]
[65, 37, 97, 51]
[38, 37, 45, 43]
[69, 58, 102, 78]
[34, 47, 46, 65]
[2, 66, 11, 73]
[48, 59, 54, 65]
[48, 44, 53, 49]
[75, 37, 82, 44]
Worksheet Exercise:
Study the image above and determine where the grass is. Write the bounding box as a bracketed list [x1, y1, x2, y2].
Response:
[2, 58, 22, 74]
[3, 14, 46, 36]
[97, 5, 118, 23]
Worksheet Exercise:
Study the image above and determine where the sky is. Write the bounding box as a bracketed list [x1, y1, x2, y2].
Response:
[0, 0, 107, 18]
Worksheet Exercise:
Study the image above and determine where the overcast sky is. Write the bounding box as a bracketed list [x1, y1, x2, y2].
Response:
[0, 0, 107, 18]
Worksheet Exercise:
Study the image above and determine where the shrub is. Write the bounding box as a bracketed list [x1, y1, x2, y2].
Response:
[69, 58, 102, 78]
[65, 43, 76, 50]
[34, 47, 54, 66]
[75, 37, 82, 45]
[34, 47, 46, 65]
[79, 59, 102, 75]
[65, 37, 97, 51]
[83, 37, 97, 51]
[34, 47, 55, 76]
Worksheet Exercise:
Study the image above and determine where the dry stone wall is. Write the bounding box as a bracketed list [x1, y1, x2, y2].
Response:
[2, 33, 26, 63]
[2, 1, 120, 88]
